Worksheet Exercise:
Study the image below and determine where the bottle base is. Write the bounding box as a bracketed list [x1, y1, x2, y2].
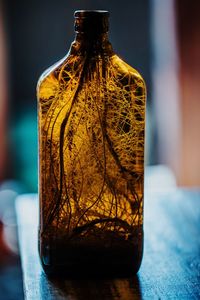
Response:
[41, 261, 142, 278]
[39, 236, 143, 278]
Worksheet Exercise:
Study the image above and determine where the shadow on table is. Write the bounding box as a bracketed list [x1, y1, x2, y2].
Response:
[44, 275, 142, 300]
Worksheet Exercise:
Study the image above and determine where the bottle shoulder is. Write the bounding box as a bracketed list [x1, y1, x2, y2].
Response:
[110, 54, 146, 86]
[37, 53, 146, 102]
[37, 54, 69, 99]
[108, 54, 146, 102]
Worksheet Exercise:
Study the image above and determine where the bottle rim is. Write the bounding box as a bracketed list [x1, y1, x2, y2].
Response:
[74, 10, 109, 18]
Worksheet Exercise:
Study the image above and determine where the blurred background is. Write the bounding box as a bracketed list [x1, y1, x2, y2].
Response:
[0, 0, 199, 299]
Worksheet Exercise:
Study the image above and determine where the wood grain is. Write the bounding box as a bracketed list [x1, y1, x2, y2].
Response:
[16, 186, 200, 299]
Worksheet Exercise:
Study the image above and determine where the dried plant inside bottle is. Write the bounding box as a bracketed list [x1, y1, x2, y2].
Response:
[37, 10, 146, 276]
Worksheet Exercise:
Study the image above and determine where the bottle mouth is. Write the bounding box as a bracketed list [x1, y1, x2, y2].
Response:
[74, 10, 109, 18]
[74, 10, 109, 34]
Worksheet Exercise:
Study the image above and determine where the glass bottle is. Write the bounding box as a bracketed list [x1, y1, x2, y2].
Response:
[37, 10, 146, 276]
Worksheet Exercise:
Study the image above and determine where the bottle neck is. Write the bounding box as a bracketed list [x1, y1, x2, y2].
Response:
[70, 32, 113, 56]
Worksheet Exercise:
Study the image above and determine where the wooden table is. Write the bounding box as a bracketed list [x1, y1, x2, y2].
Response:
[16, 169, 200, 299]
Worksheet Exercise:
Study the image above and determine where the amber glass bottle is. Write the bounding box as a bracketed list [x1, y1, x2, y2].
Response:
[37, 10, 146, 276]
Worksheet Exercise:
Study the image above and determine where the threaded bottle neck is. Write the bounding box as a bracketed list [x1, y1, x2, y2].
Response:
[70, 10, 113, 56]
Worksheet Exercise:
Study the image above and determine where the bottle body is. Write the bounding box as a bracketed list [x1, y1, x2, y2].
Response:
[37, 12, 146, 276]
